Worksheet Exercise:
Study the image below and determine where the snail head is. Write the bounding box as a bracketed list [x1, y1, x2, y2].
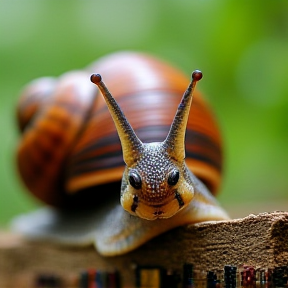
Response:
[90, 71, 202, 220]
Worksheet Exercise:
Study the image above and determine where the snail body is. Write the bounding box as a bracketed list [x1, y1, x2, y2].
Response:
[13, 52, 229, 256]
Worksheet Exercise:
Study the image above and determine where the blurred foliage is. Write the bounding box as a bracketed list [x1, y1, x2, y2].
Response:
[1, 0, 288, 226]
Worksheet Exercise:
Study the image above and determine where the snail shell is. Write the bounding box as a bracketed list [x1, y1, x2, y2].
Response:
[13, 52, 229, 256]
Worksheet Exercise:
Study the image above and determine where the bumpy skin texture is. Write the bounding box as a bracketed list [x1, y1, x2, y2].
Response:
[120, 143, 195, 220]
[13, 51, 229, 256]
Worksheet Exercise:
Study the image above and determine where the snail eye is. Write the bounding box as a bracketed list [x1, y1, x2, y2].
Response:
[167, 170, 179, 186]
[128, 171, 142, 190]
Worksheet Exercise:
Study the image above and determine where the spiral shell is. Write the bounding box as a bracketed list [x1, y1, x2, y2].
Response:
[16, 51, 222, 208]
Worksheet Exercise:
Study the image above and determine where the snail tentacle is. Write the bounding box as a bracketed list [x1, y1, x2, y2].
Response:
[90, 73, 143, 166]
[163, 70, 202, 161]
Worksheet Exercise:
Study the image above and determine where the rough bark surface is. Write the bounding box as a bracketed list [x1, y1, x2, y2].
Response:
[0, 211, 288, 287]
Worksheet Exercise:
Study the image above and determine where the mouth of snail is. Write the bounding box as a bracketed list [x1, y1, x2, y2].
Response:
[122, 191, 187, 220]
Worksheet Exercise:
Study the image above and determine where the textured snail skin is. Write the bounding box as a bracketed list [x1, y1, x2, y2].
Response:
[13, 51, 229, 256]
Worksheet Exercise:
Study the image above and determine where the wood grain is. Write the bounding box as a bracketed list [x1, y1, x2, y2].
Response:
[1, 211, 288, 287]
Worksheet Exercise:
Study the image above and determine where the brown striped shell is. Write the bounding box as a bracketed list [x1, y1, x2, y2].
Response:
[16, 51, 222, 209]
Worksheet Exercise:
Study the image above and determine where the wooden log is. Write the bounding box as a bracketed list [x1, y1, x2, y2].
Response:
[0, 211, 288, 287]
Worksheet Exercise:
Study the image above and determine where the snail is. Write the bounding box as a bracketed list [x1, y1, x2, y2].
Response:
[12, 51, 229, 256]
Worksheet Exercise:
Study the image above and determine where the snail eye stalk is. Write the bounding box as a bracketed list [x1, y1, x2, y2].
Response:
[164, 70, 202, 161]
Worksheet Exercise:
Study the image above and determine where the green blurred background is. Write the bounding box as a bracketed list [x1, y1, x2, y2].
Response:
[1, 0, 288, 226]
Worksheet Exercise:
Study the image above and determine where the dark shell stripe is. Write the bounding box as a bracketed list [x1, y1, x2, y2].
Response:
[68, 126, 221, 172]
[67, 123, 222, 195]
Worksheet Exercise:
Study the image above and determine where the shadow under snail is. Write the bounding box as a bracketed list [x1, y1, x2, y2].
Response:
[13, 51, 229, 256]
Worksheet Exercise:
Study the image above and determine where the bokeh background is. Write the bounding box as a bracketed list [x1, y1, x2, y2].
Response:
[1, 0, 288, 226]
